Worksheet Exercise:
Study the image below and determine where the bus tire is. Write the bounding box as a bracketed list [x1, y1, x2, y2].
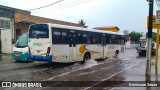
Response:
[81, 53, 90, 64]
[115, 50, 119, 54]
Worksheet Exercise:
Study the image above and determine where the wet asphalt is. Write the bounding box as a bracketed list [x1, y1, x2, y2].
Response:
[0, 49, 160, 90]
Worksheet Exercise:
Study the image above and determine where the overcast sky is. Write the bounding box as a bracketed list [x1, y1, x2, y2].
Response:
[1, 0, 160, 33]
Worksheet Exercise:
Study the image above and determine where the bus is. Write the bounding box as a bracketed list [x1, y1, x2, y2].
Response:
[12, 33, 31, 62]
[28, 23, 125, 63]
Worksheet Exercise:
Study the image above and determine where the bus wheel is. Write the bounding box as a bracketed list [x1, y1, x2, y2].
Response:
[81, 53, 90, 64]
[115, 50, 119, 54]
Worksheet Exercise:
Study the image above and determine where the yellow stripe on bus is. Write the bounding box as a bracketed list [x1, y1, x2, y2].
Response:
[38, 53, 47, 56]
[79, 44, 100, 54]
[45, 42, 51, 44]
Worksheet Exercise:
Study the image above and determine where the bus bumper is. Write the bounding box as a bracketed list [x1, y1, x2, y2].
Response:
[30, 55, 52, 62]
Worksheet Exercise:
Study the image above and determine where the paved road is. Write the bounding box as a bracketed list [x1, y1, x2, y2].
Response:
[0, 49, 159, 90]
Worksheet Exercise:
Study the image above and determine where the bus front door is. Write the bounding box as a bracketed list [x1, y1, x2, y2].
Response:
[69, 31, 77, 61]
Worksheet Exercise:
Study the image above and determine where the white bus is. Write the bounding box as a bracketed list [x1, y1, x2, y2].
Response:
[28, 23, 125, 63]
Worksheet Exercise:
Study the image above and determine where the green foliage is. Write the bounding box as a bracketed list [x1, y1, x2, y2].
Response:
[78, 19, 88, 28]
[152, 32, 156, 42]
[128, 31, 142, 44]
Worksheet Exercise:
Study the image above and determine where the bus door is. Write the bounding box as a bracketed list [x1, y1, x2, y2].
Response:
[102, 34, 106, 59]
[68, 31, 77, 61]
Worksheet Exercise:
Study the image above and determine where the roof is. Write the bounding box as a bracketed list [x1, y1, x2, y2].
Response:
[14, 13, 83, 27]
[93, 26, 120, 30]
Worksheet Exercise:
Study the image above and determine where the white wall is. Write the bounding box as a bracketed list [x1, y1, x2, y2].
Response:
[125, 41, 139, 49]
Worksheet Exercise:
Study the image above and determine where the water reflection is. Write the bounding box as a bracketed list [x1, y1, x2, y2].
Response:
[155, 64, 158, 75]
[155, 74, 158, 82]
[145, 75, 151, 83]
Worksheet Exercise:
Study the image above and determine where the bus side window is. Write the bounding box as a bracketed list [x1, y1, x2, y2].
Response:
[52, 28, 60, 44]
[61, 30, 68, 44]
[81, 32, 87, 44]
[123, 36, 125, 44]
[92, 33, 96, 44]
[116, 35, 120, 44]
[110, 35, 115, 44]
[92, 33, 101, 44]
[77, 31, 82, 44]
[109, 35, 112, 44]
[106, 34, 110, 44]
[82, 31, 91, 44]
[68, 30, 76, 45]
[87, 32, 92, 44]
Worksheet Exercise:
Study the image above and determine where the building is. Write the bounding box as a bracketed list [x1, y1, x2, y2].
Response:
[93, 26, 119, 32]
[0, 5, 83, 53]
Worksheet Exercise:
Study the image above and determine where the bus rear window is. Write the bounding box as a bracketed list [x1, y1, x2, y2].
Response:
[29, 24, 49, 38]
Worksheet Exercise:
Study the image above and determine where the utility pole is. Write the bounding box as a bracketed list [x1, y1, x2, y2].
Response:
[146, 0, 154, 76]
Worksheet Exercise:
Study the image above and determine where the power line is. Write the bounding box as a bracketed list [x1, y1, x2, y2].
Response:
[28, 0, 65, 11]
[58, 0, 90, 7]
[31, 0, 93, 13]
[55, 0, 93, 11]
[57, 0, 92, 10]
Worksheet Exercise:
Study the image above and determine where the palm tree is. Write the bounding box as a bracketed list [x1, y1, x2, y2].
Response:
[78, 19, 88, 28]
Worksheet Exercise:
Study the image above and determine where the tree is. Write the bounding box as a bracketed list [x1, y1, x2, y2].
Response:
[78, 19, 88, 28]
[128, 31, 142, 44]
[151, 32, 156, 42]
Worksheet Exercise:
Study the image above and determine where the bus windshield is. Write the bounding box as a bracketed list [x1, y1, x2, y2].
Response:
[15, 33, 28, 48]
[29, 24, 49, 38]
